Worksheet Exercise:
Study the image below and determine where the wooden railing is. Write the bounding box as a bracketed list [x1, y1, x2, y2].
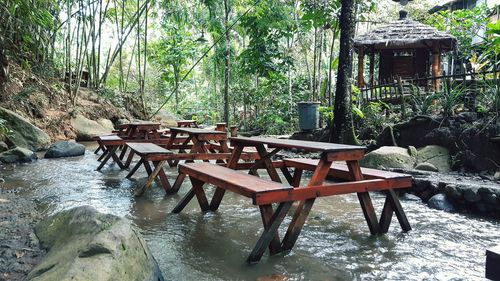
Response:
[359, 71, 499, 105]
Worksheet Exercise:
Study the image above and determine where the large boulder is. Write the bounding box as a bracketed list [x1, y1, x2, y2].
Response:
[152, 110, 178, 127]
[44, 141, 85, 159]
[0, 147, 38, 163]
[27, 206, 164, 281]
[71, 115, 114, 141]
[360, 146, 416, 170]
[416, 145, 451, 172]
[0, 107, 51, 151]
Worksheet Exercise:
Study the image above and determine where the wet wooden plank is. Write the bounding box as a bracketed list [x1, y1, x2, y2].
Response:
[230, 137, 365, 153]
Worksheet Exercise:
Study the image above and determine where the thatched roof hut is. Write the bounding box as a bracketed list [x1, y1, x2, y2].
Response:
[353, 12, 456, 89]
[354, 19, 456, 51]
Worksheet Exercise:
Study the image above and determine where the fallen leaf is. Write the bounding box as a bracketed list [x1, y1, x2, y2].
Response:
[15, 250, 25, 258]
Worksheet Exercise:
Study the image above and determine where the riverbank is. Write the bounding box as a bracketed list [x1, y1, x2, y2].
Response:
[0, 167, 45, 281]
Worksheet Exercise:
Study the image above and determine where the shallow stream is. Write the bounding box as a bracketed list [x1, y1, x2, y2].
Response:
[1, 144, 499, 280]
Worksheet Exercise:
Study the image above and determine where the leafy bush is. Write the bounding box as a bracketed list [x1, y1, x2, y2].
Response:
[433, 81, 465, 117]
[409, 85, 436, 116]
[476, 79, 500, 114]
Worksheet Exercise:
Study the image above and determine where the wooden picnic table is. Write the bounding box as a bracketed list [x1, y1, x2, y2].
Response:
[177, 120, 198, 128]
[173, 136, 412, 262]
[125, 142, 173, 196]
[124, 122, 161, 140]
[95, 135, 126, 171]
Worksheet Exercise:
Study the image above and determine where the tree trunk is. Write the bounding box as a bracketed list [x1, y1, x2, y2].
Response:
[329, 0, 357, 145]
[223, 0, 230, 125]
[327, 23, 339, 107]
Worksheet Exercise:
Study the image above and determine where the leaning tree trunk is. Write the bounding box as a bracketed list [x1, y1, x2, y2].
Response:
[329, 0, 357, 145]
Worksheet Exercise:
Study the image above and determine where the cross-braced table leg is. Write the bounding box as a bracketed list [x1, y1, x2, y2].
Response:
[135, 160, 168, 197]
[379, 189, 411, 233]
[347, 160, 380, 235]
[96, 146, 124, 171]
[281, 158, 332, 251]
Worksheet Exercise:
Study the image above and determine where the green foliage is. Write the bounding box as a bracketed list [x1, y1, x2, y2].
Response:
[434, 81, 465, 117]
[238, 0, 295, 78]
[476, 79, 500, 114]
[0, 0, 57, 64]
[409, 85, 436, 116]
[0, 118, 11, 137]
[426, 5, 490, 61]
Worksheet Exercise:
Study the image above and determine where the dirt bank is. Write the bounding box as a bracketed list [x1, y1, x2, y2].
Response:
[0, 166, 45, 281]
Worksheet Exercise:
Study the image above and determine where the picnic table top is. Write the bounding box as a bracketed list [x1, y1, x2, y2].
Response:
[99, 135, 122, 141]
[126, 142, 173, 155]
[229, 137, 366, 153]
[177, 120, 197, 124]
[127, 121, 161, 127]
[170, 127, 226, 135]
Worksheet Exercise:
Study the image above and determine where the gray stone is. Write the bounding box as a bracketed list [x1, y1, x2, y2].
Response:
[444, 184, 462, 200]
[360, 146, 416, 170]
[463, 188, 481, 203]
[415, 162, 439, 172]
[416, 145, 451, 172]
[27, 206, 163, 281]
[0, 107, 51, 151]
[71, 115, 113, 141]
[0, 147, 37, 163]
[428, 193, 455, 212]
[401, 193, 421, 202]
[44, 141, 85, 159]
[494, 172, 500, 181]
[116, 119, 129, 126]
[0, 141, 8, 152]
[408, 146, 418, 157]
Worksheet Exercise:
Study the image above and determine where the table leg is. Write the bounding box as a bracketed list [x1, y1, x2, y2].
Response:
[126, 159, 143, 178]
[96, 146, 117, 171]
[251, 146, 282, 182]
[247, 202, 292, 264]
[291, 169, 303, 187]
[97, 148, 108, 161]
[192, 178, 210, 211]
[259, 204, 282, 255]
[125, 150, 135, 168]
[171, 173, 186, 193]
[109, 148, 125, 169]
[347, 160, 380, 235]
[135, 160, 166, 197]
[153, 160, 171, 193]
[281, 159, 332, 251]
[119, 145, 128, 160]
[379, 189, 411, 233]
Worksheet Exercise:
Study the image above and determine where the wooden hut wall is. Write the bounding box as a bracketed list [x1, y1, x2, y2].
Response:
[379, 52, 394, 83]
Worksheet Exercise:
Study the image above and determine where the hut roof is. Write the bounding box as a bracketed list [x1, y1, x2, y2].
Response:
[354, 19, 456, 52]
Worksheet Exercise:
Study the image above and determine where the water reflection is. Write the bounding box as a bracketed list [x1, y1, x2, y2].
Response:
[0, 145, 499, 280]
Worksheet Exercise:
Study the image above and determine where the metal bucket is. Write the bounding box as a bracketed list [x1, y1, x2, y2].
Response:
[297, 102, 320, 131]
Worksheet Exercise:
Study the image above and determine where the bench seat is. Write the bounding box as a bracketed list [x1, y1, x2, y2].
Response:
[283, 158, 411, 181]
[179, 162, 292, 202]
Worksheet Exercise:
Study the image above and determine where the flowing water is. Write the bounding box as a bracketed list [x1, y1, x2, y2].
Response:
[1, 144, 499, 281]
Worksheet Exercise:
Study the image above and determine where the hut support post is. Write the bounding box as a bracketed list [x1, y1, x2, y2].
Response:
[357, 47, 365, 88]
[432, 51, 441, 91]
[369, 52, 375, 88]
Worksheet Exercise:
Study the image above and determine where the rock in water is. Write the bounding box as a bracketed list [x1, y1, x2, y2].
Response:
[416, 145, 451, 172]
[27, 206, 164, 281]
[0, 147, 38, 163]
[415, 162, 439, 172]
[0, 106, 51, 151]
[428, 193, 455, 212]
[70, 115, 114, 141]
[360, 146, 416, 170]
[44, 141, 85, 158]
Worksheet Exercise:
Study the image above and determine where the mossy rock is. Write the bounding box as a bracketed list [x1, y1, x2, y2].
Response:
[360, 146, 416, 170]
[28, 206, 164, 281]
[0, 106, 51, 151]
